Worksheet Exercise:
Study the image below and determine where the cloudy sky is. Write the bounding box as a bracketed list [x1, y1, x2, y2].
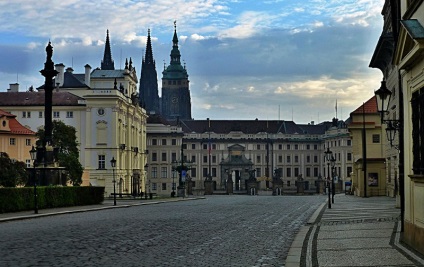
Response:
[0, 0, 385, 123]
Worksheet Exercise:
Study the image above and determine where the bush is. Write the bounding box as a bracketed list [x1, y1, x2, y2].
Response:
[0, 186, 105, 213]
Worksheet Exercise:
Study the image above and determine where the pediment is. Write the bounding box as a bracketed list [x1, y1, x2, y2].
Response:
[393, 19, 424, 69]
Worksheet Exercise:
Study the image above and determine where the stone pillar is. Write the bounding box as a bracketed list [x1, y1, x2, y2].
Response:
[226, 175, 233, 195]
[204, 179, 213, 195]
[297, 180, 305, 194]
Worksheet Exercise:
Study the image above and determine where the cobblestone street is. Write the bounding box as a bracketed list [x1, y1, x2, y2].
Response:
[0, 195, 325, 267]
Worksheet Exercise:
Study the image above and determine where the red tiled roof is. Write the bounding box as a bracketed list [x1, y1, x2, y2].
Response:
[351, 96, 378, 114]
[0, 109, 35, 135]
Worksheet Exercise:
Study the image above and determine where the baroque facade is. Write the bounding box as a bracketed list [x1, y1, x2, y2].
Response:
[0, 32, 148, 196]
[146, 116, 353, 196]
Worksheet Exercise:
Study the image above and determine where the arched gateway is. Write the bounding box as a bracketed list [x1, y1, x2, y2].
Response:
[219, 144, 255, 192]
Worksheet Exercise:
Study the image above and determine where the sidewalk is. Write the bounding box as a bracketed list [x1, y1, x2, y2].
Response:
[0, 197, 204, 223]
[286, 194, 424, 267]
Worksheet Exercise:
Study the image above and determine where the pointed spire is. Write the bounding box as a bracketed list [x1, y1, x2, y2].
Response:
[144, 28, 155, 65]
[101, 29, 115, 70]
[129, 57, 133, 70]
[125, 58, 129, 69]
[170, 21, 181, 66]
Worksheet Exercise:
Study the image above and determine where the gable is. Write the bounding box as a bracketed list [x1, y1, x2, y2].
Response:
[393, 19, 424, 69]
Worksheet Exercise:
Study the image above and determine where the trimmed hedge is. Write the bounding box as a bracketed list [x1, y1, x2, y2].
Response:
[0, 186, 105, 213]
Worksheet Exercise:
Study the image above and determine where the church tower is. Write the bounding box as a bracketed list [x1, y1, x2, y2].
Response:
[161, 21, 191, 120]
[101, 29, 115, 70]
[139, 29, 160, 114]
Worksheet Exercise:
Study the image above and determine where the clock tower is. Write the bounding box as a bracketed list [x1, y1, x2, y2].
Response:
[161, 21, 192, 121]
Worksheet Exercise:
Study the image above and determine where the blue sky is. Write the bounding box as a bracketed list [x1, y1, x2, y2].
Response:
[0, 0, 384, 123]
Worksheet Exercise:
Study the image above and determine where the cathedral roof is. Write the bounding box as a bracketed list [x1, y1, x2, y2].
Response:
[175, 119, 328, 135]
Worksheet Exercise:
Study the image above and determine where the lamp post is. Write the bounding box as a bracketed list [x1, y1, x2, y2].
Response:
[324, 147, 332, 209]
[171, 161, 176, 197]
[374, 80, 404, 231]
[330, 155, 336, 204]
[110, 157, 116, 206]
[29, 146, 38, 214]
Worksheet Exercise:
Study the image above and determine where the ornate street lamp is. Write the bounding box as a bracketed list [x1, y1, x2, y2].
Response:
[110, 157, 117, 206]
[29, 146, 38, 214]
[324, 147, 332, 209]
[330, 155, 336, 204]
[374, 80, 404, 232]
[374, 80, 401, 147]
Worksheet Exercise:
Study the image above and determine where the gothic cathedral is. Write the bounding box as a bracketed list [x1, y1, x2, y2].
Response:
[139, 22, 191, 120]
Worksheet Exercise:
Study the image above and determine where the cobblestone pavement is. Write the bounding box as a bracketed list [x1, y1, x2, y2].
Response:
[0, 195, 325, 267]
[304, 195, 424, 267]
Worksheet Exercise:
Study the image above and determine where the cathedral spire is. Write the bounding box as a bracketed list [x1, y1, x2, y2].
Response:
[170, 21, 181, 66]
[144, 29, 155, 65]
[101, 29, 115, 70]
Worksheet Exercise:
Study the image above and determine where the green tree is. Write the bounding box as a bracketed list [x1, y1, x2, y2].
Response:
[0, 152, 29, 187]
[36, 121, 83, 186]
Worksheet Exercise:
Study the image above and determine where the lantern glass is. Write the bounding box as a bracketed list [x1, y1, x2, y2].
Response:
[374, 81, 392, 114]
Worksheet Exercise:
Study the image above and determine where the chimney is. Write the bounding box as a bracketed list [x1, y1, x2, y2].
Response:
[84, 64, 91, 87]
[66, 67, 73, 73]
[55, 63, 65, 86]
[8, 83, 19, 92]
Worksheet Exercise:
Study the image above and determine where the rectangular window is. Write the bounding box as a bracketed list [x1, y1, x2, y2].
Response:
[162, 183, 167, 190]
[294, 168, 299, 177]
[306, 167, 311, 177]
[152, 183, 157, 190]
[191, 155, 196, 162]
[203, 168, 208, 177]
[287, 144, 290, 150]
[306, 155, 310, 163]
[66, 111, 73, 118]
[286, 168, 291, 177]
[212, 144, 216, 150]
[314, 167, 319, 177]
[192, 144, 196, 149]
[306, 144, 310, 150]
[212, 168, 217, 177]
[152, 167, 157, 178]
[162, 139, 167, 146]
[26, 159, 31, 168]
[98, 155, 105, 169]
[212, 155, 217, 163]
[161, 152, 167, 161]
[9, 138, 16, 145]
[182, 144, 187, 150]
[347, 153, 352, 161]
[152, 152, 157, 162]
[411, 90, 424, 175]
[314, 155, 318, 163]
[287, 155, 291, 163]
[171, 152, 177, 161]
[278, 155, 283, 163]
[39, 111, 43, 118]
[27, 112, 31, 118]
[256, 155, 261, 163]
[161, 167, 167, 178]
[22, 111, 26, 118]
[26, 139, 31, 146]
[191, 167, 196, 177]
[295, 155, 299, 163]
[347, 167, 352, 177]
[152, 139, 157, 145]
[53, 111, 60, 118]
[256, 168, 261, 177]
[314, 144, 318, 150]
[203, 155, 208, 163]
[287, 181, 291, 186]
[257, 144, 261, 150]
[172, 139, 177, 145]
[295, 144, 298, 150]
[347, 140, 351, 146]
[372, 134, 380, 143]
[203, 144, 207, 149]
